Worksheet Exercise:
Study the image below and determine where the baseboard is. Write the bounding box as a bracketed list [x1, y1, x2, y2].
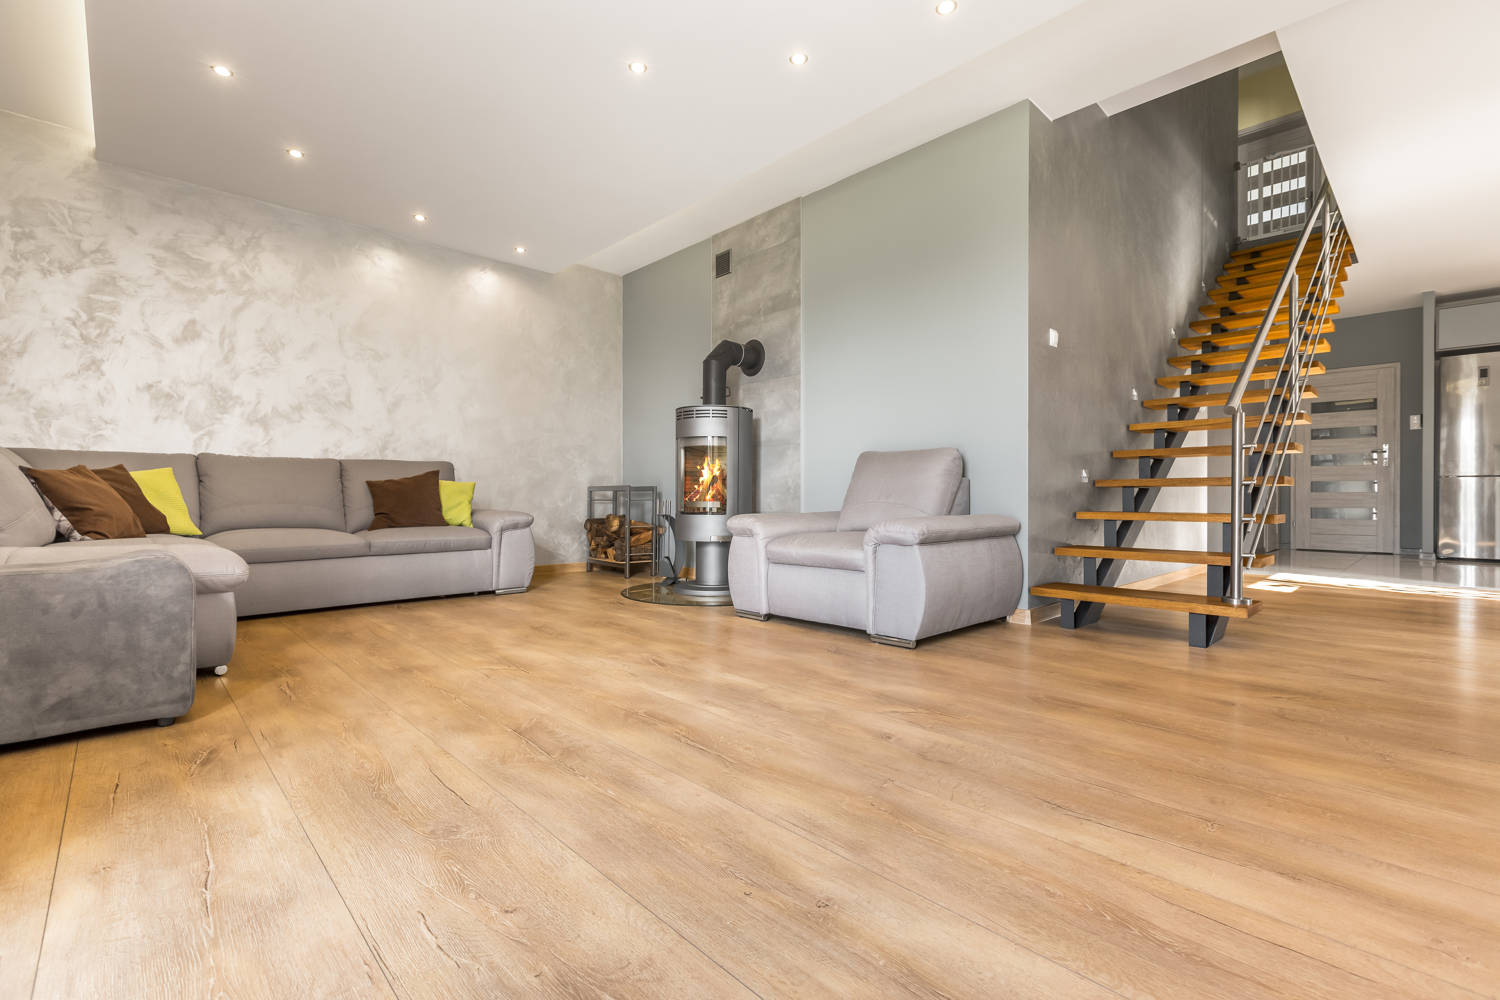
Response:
[534, 562, 586, 579]
[1008, 603, 1060, 626]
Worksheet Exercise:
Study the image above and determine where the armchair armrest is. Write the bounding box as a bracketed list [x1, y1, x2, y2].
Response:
[472, 508, 536, 593]
[867, 514, 1021, 546]
[727, 511, 840, 540]
[726, 512, 840, 616]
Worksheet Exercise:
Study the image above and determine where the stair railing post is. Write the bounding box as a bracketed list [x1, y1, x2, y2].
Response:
[1228, 405, 1249, 605]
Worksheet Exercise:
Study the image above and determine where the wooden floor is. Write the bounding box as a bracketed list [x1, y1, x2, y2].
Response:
[3, 568, 1499, 999]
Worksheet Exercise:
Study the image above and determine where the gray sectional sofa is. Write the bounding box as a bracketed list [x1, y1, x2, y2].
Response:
[1, 446, 535, 745]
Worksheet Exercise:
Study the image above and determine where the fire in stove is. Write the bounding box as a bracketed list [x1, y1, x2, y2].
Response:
[686, 455, 726, 506]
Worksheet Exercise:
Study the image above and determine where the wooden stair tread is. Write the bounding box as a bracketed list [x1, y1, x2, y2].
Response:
[1217, 265, 1347, 292]
[1142, 386, 1316, 410]
[1093, 476, 1293, 489]
[1170, 338, 1331, 368]
[1156, 362, 1325, 387]
[1207, 282, 1345, 309]
[1113, 443, 1303, 458]
[1053, 545, 1276, 568]
[1129, 412, 1309, 433]
[1179, 323, 1335, 351]
[1190, 299, 1341, 334]
[1225, 242, 1352, 271]
[1029, 582, 1262, 618]
[1075, 510, 1286, 524]
[1202, 285, 1344, 318]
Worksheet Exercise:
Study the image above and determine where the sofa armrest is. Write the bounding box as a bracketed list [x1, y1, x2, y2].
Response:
[473, 508, 536, 593]
[0, 551, 197, 745]
[727, 511, 840, 540]
[866, 514, 1021, 547]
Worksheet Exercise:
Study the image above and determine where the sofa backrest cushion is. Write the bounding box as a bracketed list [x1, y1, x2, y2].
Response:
[340, 459, 456, 532]
[836, 448, 965, 533]
[8, 448, 201, 529]
[197, 454, 344, 534]
[0, 447, 57, 547]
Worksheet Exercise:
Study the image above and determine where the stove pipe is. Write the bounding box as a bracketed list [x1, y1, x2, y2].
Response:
[702, 339, 765, 405]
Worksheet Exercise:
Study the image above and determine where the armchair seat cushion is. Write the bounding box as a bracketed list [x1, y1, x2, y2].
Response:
[765, 531, 866, 572]
[358, 525, 491, 556]
[208, 527, 369, 564]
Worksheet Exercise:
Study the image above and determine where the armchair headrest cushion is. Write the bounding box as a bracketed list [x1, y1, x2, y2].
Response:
[836, 448, 964, 533]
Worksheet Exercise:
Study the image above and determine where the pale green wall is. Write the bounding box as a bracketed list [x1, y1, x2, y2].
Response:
[801, 104, 1032, 578]
[621, 241, 710, 508]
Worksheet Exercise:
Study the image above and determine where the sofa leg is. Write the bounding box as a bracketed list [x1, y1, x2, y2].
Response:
[156, 718, 176, 727]
[869, 634, 918, 649]
[494, 587, 528, 596]
[735, 609, 771, 621]
[212, 664, 229, 676]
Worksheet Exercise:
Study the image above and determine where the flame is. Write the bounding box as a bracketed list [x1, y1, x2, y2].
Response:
[686, 455, 726, 505]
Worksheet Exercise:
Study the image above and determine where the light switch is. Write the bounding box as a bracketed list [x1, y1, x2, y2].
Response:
[1409, 413, 1422, 430]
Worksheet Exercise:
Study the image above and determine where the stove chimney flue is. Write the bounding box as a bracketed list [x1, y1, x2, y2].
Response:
[701, 339, 765, 405]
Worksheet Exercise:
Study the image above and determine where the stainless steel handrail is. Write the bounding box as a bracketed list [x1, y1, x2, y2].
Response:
[1224, 181, 1341, 605]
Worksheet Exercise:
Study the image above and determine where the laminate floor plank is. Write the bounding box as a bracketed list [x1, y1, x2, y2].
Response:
[29, 679, 390, 1000]
[226, 619, 760, 1000]
[0, 740, 74, 1000]
[264, 616, 1109, 1000]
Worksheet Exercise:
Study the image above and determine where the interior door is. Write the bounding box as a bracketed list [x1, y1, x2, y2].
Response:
[1292, 364, 1400, 553]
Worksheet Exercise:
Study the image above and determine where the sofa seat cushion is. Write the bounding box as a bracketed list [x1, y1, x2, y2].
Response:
[764, 531, 867, 572]
[208, 527, 369, 564]
[358, 525, 491, 556]
[0, 536, 249, 595]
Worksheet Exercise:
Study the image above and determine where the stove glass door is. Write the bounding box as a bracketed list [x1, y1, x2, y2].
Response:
[680, 437, 728, 514]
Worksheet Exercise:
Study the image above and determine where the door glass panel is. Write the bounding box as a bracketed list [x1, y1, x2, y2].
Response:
[1311, 451, 1378, 467]
[1311, 397, 1377, 414]
[1311, 480, 1378, 493]
[1311, 507, 1377, 519]
[1311, 424, 1378, 440]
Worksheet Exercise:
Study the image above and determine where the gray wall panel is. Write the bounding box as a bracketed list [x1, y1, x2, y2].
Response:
[1027, 75, 1238, 593]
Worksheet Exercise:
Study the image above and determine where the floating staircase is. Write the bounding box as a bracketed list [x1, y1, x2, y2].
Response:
[1030, 184, 1354, 647]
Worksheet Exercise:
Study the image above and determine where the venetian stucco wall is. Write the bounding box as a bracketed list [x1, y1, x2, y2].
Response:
[0, 111, 622, 563]
[714, 201, 802, 514]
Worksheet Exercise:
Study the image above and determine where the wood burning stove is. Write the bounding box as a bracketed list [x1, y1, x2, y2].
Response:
[673, 339, 763, 596]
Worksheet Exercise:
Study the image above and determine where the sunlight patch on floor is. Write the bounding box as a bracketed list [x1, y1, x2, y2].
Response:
[1265, 572, 1500, 601]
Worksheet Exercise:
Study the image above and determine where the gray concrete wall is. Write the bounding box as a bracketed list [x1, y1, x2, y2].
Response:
[0, 111, 622, 564]
[621, 240, 711, 510]
[1026, 74, 1238, 594]
[713, 201, 802, 513]
[1321, 306, 1425, 551]
[802, 105, 1031, 570]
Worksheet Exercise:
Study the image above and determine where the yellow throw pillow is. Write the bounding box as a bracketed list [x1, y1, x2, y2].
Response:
[130, 467, 203, 536]
[439, 480, 475, 527]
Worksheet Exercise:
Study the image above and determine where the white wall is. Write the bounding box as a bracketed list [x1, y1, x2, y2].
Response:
[0, 112, 622, 563]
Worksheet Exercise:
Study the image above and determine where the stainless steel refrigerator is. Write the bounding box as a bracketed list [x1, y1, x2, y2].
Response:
[1438, 350, 1500, 559]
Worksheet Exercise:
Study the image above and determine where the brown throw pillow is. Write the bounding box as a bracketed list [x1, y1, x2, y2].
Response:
[91, 464, 171, 534]
[367, 469, 446, 530]
[22, 465, 146, 540]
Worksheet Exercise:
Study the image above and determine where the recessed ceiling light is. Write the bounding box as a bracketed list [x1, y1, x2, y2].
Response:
[211, 64, 233, 78]
[514, 246, 527, 255]
[626, 61, 648, 75]
[412, 212, 427, 223]
[286, 148, 305, 159]
[936, 0, 958, 13]
[788, 52, 809, 66]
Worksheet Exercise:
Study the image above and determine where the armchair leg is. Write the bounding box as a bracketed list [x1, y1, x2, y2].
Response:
[869, 634, 918, 649]
[212, 664, 229, 676]
[155, 718, 176, 727]
[735, 610, 770, 621]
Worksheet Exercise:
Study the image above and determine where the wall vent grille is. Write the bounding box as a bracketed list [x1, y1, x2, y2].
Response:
[714, 249, 732, 278]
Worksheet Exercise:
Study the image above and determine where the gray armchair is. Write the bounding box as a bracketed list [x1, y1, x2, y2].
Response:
[727, 448, 1023, 647]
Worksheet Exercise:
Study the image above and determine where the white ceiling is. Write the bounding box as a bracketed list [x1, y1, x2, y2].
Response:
[11, 0, 1448, 290]
[1279, 0, 1500, 316]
